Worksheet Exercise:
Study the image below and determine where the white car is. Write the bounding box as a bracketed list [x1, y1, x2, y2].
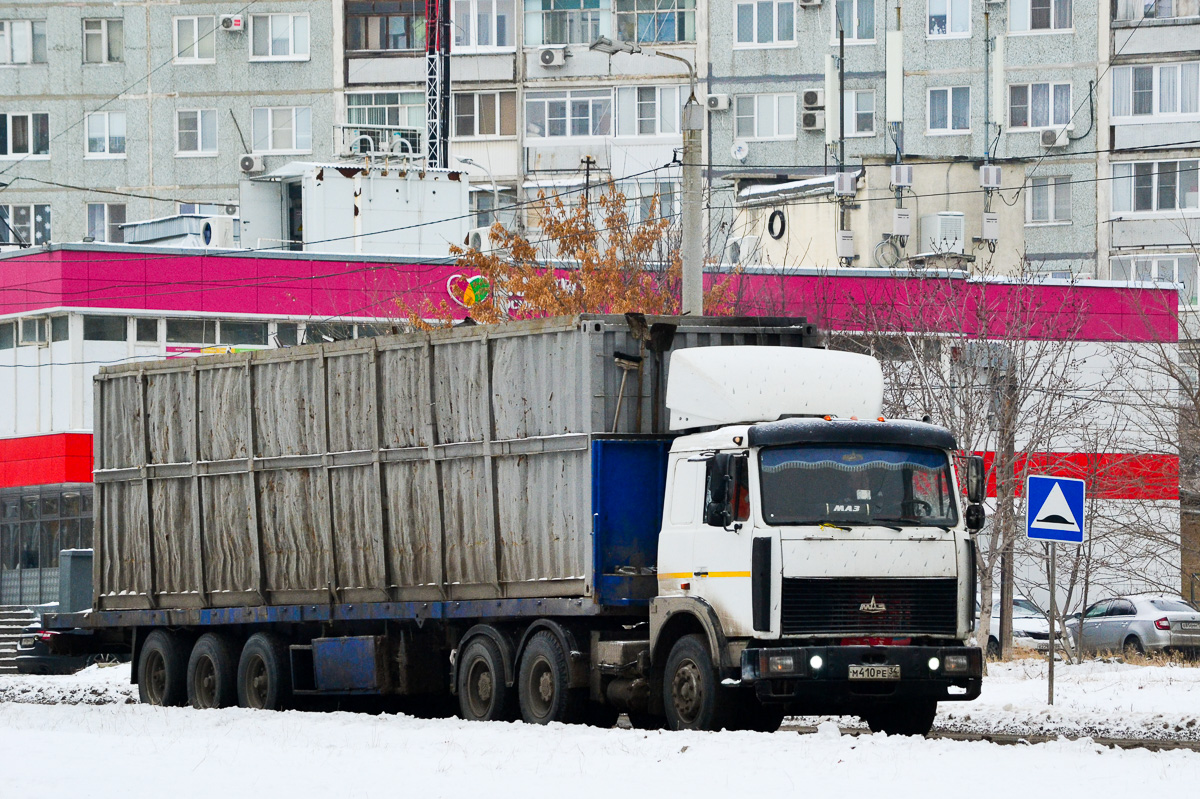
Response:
[977, 595, 1056, 657]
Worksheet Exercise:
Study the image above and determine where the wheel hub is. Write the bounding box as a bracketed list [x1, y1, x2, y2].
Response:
[671, 658, 703, 724]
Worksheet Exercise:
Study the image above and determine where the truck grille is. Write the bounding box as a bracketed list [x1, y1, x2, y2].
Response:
[780, 578, 958, 637]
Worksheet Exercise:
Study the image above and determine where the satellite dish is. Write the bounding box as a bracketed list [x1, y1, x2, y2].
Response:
[730, 140, 750, 162]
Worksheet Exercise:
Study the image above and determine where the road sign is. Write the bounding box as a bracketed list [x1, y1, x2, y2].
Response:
[1026, 475, 1086, 544]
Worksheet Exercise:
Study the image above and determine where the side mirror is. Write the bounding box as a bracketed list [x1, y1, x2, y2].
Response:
[705, 453, 734, 528]
[966, 455, 985, 505]
[965, 504, 986, 531]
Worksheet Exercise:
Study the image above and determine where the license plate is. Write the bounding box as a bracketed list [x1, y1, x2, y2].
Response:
[848, 664, 900, 681]
[1181, 622, 1200, 631]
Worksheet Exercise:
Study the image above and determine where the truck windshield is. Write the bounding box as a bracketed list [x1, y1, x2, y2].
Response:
[759, 445, 958, 528]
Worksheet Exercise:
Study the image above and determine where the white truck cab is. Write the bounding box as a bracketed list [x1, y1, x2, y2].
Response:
[648, 347, 984, 734]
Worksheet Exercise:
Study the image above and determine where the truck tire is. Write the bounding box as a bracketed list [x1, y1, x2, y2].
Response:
[237, 632, 292, 711]
[457, 636, 515, 721]
[731, 703, 786, 733]
[137, 630, 189, 707]
[663, 633, 732, 731]
[517, 630, 585, 725]
[864, 700, 937, 736]
[187, 633, 238, 709]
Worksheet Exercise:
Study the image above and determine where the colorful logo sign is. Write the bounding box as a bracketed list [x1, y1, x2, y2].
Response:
[447, 274, 491, 308]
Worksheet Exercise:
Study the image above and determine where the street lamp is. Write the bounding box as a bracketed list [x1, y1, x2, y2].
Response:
[590, 36, 704, 316]
[456, 156, 499, 229]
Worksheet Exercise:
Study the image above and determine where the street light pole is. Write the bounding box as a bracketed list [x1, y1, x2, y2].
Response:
[590, 37, 703, 316]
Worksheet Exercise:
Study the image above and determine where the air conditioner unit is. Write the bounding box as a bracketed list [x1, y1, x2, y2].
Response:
[800, 111, 825, 131]
[797, 0, 823, 6]
[920, 211, 966, 255]
[802, 89, 825, 109]
[240, 154, 265, 174]
[220, 15, 244, 31]
[706, 94, 730, 111]
[200, 217, 237, 248]
[979, 165, 1002, 189]
[467, 226, 491, 251]
[834, 171, 858, 196]
[725, 235, 760, 265]
[890, 164, 913, 188]
[1040, 128, 1068, 149]
[223, 203, 239, 216]
[539, 48, 567, 67]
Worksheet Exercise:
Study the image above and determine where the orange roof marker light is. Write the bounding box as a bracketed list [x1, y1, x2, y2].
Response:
[824, 415, 833, 421]
[878, 417, 886, 422]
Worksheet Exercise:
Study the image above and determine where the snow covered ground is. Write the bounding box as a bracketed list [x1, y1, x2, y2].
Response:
[2, 660, 1199, 797]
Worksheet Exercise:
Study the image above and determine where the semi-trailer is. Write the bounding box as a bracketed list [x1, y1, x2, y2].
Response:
[47, 314, 984, 733]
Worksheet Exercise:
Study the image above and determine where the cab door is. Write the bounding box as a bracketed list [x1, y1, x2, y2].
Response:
[689, 452, 755, 639]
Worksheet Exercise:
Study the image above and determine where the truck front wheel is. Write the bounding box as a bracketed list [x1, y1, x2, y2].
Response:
[663, 634, 731, 731]
[237, 633, 292, 711]
[864, 700, 937, 736]
[137, 630, 189, 707]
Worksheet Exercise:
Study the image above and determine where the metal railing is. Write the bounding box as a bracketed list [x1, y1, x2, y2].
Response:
[335, 123, 423, 159]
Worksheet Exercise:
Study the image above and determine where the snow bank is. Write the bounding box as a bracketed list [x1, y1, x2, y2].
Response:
[0, 663, 136, 706]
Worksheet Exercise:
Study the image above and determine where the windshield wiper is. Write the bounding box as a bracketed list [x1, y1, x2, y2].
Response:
[875, 517, 953, 532]
[812, 520, 852, 532]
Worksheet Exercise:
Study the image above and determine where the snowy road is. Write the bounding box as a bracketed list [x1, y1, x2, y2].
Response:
[3, 662, 1200, 797]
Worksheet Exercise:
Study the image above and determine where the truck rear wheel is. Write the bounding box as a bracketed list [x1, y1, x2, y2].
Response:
[457, 636, 515, 721]
[187, 633, 238, 709]
[864, 700, 937, 736]
[237, 632, 292, 711]
[663, 633, 731, 731]
[137, 630, 189, 707]
[518, 631, 584, 724]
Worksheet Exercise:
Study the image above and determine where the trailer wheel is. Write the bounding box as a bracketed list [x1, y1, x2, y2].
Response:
[663, 633, 732, 731]
[864, 700, 937, 736]
[138, 630, 189, 707]
[187, 633, 238, 709]
[237, 633, 292, 711]
[517, 631, 584, 725]
[457, 636, 515, 721]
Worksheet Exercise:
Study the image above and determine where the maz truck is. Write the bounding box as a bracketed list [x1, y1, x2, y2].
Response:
[47, 314, 984, 734]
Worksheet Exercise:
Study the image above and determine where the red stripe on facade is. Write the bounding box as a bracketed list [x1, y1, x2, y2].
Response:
[0, 434, 93, 489]
[980, 451, 1179, 501]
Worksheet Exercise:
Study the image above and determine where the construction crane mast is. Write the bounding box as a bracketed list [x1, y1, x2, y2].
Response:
[425, 0, 451, 168]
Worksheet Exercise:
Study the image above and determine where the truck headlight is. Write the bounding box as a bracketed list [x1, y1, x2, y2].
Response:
[768, 655, 795, 674]
[809, 655, 824, 671]
[927, 657, 941, 671]
[943, 655, 970, 673]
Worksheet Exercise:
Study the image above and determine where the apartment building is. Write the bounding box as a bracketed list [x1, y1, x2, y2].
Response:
[706, 1, 1099, 276]
[1099, 1, 1200, 308]
[0, 1, 337, 246]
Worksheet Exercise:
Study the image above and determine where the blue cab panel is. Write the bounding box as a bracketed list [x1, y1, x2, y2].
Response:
[592, 439, 672, 606]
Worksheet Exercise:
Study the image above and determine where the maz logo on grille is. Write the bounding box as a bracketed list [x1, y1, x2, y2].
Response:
[859, 596, 887, 614]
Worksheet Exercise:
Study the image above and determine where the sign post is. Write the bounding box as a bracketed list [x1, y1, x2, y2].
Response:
[1025, 475, 1086, 706]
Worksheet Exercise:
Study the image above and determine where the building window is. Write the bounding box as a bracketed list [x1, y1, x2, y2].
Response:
[176, 109, 218, 154]
[736, 0, 794, 45]
[166, 319, 217, 345]
[843, 89, 875, 135]
[928, 86, 969, 132]
[252, 107, 313, 153]
[220, 321, 268, 346]
[347, 92, 425, 128]
[174, 16, 216, 62]
[1112, 160, 1200, 213]
[454, 91, 517, 138]
[618, 180, 678, 221]
[346, 1, 427, 50]
[50, 316, 68, 342]
[250, 14, 310, 60]
[526, 90, 612, 137]
[833, 0, 874, 40]
[0, 204, 51, 246]
[472, 188, 517, 227]
[0, 20, 48, 64]
[83, 315, 127, 341]
[453, 0, 516, 49]
[136, 318, 158, 342]
[1027, 176, 1070, 223]
[179, 203, 230, 215]
[0, 113, 50, 157]
[83, 19, 123, 63]
[1112, 254, 1198, 306]
[1008, 82, 1070, 129]
[85, 112, 126, 157]
[617, 0, 695, 42]
[734, 94, 797, 140]
[1112, 63, 1200, 119]
[1010, 0, 1071, 31]
[616, 86, 684, 136]
[531, 0, 603, 45]
[1115, 0, 1199, 19]
[927, 0, 969, 36]
[87, 203, 126, 242]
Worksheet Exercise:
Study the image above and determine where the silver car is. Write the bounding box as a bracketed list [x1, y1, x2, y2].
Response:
[1066, 595, 1200, 657]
